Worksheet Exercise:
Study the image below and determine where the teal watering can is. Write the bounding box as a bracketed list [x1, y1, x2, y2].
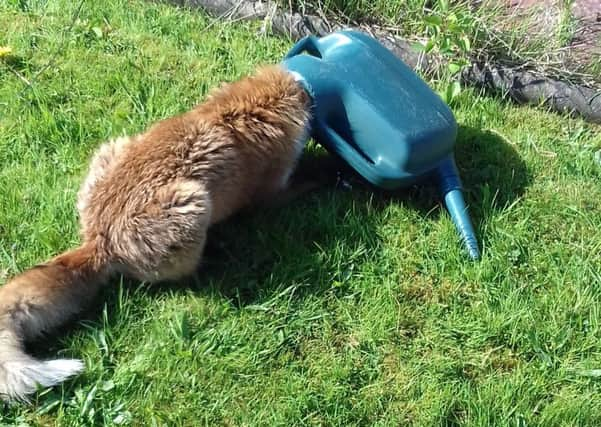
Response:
[282, 30, 480, 259]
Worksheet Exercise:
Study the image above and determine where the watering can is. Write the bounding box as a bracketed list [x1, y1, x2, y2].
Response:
[282, 30, 480, 259]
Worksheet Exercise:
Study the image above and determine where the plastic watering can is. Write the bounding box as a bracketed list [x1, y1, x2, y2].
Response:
[282, 30, 480, 259]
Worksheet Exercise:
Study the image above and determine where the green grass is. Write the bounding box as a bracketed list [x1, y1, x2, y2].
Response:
[2, 0, 601, 425]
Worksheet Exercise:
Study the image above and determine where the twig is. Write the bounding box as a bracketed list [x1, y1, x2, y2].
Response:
[6, 64, 31, 86]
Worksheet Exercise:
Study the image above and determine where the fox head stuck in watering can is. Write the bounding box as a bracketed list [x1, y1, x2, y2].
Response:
[281, 30, 480, 260]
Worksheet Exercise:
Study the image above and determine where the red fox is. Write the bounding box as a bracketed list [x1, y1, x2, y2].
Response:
[0, 65, 311, 401]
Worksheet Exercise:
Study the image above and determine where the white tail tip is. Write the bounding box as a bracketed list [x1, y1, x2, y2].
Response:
[0, 356, 84, 402]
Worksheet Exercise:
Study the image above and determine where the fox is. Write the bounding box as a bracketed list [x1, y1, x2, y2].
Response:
[0, 65, 312, 402]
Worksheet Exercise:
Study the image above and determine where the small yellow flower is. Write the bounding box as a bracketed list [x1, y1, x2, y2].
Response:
[0, 46, 13, 57]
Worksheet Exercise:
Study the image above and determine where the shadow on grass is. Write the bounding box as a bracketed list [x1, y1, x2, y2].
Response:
[122, 124, 530, 306]
[30, 125, 529, 343]
[27, 126, 531, 365]
[455, 125, 531, 220]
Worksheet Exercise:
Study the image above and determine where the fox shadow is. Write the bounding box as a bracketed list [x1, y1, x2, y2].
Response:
[124, 124, 531, 306]
[30, 125, 530, 350]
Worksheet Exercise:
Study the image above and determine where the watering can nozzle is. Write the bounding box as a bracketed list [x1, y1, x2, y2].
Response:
[436, 157, 480, 260]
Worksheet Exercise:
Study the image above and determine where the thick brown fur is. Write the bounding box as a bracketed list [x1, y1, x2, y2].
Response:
[0, 65, 311, 401]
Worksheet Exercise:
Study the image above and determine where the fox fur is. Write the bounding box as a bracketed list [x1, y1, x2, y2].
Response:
[0, 65, 311, 402]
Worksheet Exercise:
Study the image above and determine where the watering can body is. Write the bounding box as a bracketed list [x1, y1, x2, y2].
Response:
[282, 30, 458, 190]
[282, 30, 480, 259]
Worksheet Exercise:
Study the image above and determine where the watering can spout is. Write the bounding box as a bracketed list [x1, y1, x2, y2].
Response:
[436, 157, 480, 260]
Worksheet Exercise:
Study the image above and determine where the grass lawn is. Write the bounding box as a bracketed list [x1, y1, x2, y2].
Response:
[1, 0, 601, 425]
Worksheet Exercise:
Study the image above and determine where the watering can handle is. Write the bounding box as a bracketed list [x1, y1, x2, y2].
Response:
[285, 35, 323, 59]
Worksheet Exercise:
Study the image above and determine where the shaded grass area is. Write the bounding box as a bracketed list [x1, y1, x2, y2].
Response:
[1, 0, 601, 425]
